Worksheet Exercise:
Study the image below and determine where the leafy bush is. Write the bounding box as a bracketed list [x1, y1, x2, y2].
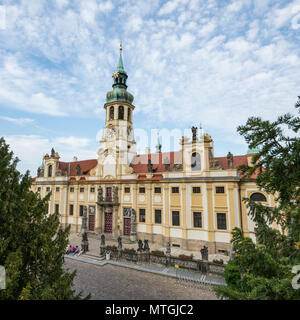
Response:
[178, 254, 193, 260]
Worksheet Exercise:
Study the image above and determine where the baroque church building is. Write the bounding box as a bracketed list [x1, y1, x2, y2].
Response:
[32, 46, 275, 254]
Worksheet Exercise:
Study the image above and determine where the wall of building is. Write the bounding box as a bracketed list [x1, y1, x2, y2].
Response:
[32, 175, 270, 254]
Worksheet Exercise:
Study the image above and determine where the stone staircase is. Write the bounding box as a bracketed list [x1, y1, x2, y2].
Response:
[84, 253, 106, 261]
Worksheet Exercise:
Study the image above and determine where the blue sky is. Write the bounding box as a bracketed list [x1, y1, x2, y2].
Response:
[0, 0, 300, 175]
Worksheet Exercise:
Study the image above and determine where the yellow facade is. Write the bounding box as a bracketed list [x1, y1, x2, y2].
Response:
[32, 51, 275, 254]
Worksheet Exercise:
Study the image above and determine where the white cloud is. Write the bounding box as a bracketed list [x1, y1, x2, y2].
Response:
[98, 1, 114, 13]
[55, 0, 69, 9]
[4, 134, 97, 176]
[125, 15, 143, 32]
[0, 115, 34, 125]
[198, 21, 216, 38]
[1, 0, 300, 173]
[266, 0, 300, 30]
[226, 1, 244, 13]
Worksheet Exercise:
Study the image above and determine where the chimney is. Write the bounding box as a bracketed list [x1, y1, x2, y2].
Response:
[145, 147, 150, 154]
[73, 156, 78, 162]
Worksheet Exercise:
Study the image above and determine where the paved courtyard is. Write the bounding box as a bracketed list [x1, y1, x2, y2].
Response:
[64, 259, 217, 300]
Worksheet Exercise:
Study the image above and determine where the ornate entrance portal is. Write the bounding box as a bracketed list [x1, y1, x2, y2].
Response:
[96, 185, 120, 238]
[104, 212, 113, 233]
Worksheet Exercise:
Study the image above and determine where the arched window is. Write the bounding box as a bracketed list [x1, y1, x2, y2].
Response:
[109, 106, 114, 120]
[250, 192, 267, 202]
[48, 165, 53, 177]
[118, 105, 124, 120]
[191, 152, 201, 170]
[127, 108, 131, 121]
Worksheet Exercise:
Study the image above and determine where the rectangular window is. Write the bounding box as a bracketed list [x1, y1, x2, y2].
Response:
[55, 204, 59, 214]
[89, 206, 95, 215]
[172, 211, 180, 226]
[79, 205, 84, 217]
[90, 187, 95, 192]
[37, 187, 41, 192]
[193, 212, 202, 228]
[124, 187, 131, 193]
[154, 187, 161, 194]
[69, 204, 74, 216]
[70, 187, 74, 192]
[155, 209, 162, 224]
[217, 213, 227, 230]
[172, 187, 179, 194]
[192, 187, 201, 193]
[123, 207, 131, 217]
[46, 187, 50, 192]
[80, 187, 84, 193]
[139, 209, 146, 222]
[56, 187, 60, 192]
[139, 187, 145, 193]
[216, 186, 225, 194]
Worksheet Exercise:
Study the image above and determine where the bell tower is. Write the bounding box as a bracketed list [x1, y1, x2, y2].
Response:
[98, 43, 136, 179]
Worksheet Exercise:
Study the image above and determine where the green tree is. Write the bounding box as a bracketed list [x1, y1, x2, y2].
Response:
[0, 137, 88, 300]
[214, 96, 300, 300]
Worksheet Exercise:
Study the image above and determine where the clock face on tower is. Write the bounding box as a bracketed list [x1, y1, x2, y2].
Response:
[106, 127, 116, 140]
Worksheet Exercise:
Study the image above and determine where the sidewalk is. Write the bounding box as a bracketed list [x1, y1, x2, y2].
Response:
[65, 254, 226, 286]
[68, 232, 229, 263]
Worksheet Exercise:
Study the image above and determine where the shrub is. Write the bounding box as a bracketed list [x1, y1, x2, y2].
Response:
[151, 250, 165, 256]
[178, 254, 193, 260]
[224, 260, 241, 287]
[124, 248, 136, 253]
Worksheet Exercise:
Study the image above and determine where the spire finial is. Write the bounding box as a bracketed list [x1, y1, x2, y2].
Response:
[120, 40, 122, 52]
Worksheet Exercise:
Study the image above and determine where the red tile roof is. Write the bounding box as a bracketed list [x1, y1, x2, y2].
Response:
[131, 151, 182, 174]
[214, 155, 248, 170]
[52, 153, 259, 180]
[58, 159, 97, 176]
[215, 155, 260, 179]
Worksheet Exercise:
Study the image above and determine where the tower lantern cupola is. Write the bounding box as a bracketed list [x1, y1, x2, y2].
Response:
[106, 42, 134, 104]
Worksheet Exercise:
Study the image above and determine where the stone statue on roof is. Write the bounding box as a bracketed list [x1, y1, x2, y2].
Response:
[227, 152, 234, 169]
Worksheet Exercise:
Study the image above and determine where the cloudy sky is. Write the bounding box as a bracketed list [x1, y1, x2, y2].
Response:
[0, 0, 300, 175]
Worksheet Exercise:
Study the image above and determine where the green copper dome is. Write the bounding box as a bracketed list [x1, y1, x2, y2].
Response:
[106, 46, 134, 104]
[106, 87, 134, 104]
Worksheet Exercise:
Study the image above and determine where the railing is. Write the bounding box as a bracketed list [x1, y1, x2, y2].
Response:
[100, 246, 225, 276]
[97, 197, 118, 204]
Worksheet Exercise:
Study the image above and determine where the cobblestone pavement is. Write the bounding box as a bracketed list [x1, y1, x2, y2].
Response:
[68, 232, 229, 263]
[64, 259, 218, 300]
